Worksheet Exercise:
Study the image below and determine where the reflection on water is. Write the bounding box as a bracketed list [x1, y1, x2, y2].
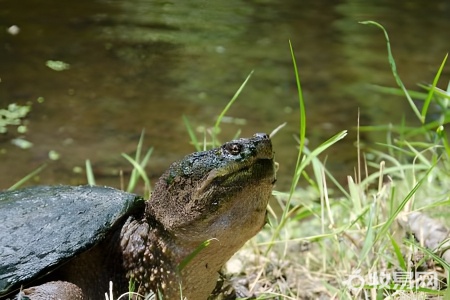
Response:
[0, 0, 449, 191]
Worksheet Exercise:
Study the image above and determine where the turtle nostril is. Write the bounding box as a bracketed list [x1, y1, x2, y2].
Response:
[253, 133, 269, 139]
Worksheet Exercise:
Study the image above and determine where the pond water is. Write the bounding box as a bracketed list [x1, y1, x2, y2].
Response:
[0, 0, 449, 192]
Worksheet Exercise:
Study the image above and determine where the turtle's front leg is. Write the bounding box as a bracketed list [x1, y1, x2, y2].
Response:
[18, 281, 84, 300]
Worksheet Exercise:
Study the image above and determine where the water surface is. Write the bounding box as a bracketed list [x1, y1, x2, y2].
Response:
[0, 0, 449, 191]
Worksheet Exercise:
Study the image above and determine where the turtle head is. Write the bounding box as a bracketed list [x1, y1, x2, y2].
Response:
[147, 133, 276, 242]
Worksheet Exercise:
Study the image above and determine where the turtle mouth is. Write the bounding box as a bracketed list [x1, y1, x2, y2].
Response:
[221, 157, 276, 187]
[196, 156, 275, 198]
[249, 158, 276, 182]
[254, 144, 274, 161]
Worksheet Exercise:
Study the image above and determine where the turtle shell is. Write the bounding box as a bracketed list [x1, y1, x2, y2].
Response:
[0, 185, 145, 296]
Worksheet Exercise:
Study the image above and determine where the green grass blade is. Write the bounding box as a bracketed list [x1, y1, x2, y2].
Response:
[323, 167, 351, 198]
[213, 70, 254, 143]
[347, 176, 362, 215]
[85, 159, 96, 185]
[360, 21, 423, 122]
[421, 53, 448, 120]
[301, 131, 348, 170]
[369, 84, 428, 100]
[183, 115, 201, 151]
[8, 164, 47, 190]
[287, 40, 307, 201]
[177, 239, 216, 272]
[128, 278, 135, 300]
[275, 40, 308, 241]
[127, 130, 145, 190]
[419, 83, 450, 101]
[388, 233, 407, 271]
[122, 149, 153, 193]
[358, 203, 375, 263]
[138, 148, 154, 198]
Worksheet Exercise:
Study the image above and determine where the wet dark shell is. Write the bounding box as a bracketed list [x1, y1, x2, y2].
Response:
[0, 185, 145, 296]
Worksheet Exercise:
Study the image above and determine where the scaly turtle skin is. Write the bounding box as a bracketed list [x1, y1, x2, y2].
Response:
[0, 133, 276, 300]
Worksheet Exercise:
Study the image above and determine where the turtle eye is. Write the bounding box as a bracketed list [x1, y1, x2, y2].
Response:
[225, 143, 242, 155]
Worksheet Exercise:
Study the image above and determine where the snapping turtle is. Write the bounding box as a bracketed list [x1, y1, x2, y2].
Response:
[0, 133, 276, 300]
